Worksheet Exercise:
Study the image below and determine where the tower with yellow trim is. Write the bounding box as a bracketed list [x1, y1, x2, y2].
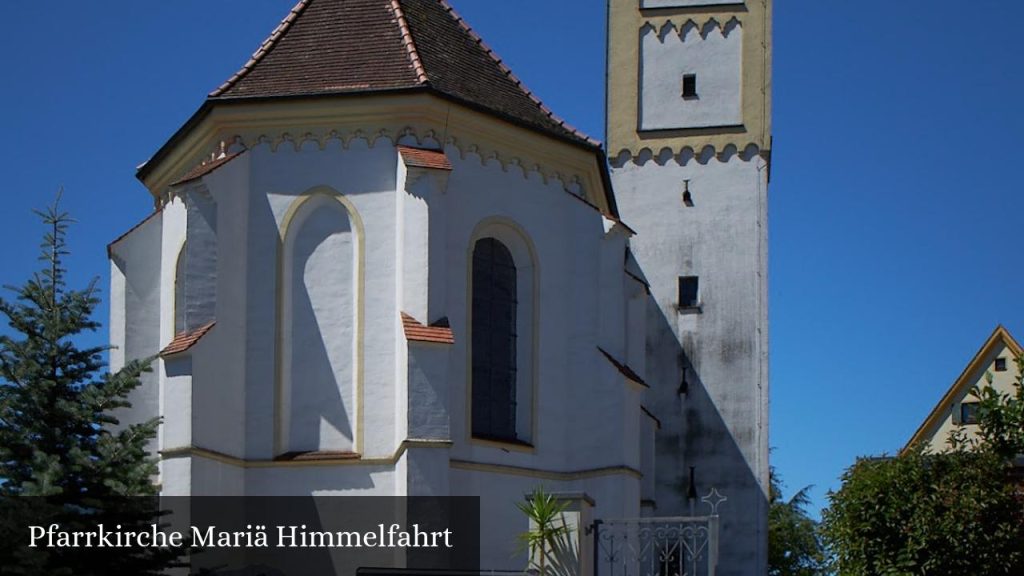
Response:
[607, 0, 771, 571]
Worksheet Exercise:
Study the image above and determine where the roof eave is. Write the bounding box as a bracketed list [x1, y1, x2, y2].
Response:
[137, 86, 613, 204]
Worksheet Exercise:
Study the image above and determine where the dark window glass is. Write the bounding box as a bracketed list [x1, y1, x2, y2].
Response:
[995, 357, 1007, 372]
[678, 276, 699, 308]
[472, 238, 518, 441]
[682, 74, 697, 98]
[961, 402, 979, 425]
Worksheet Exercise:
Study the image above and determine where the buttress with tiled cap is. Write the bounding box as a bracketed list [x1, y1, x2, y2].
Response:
[208, 0, 598, 149]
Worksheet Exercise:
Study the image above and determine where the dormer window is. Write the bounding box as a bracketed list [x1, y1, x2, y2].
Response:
[682, 74, 698, 99]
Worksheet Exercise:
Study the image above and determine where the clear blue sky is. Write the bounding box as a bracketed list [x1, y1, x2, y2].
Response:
[1, 1, 1022, 515]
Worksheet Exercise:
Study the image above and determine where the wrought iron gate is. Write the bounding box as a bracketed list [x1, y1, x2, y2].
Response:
[590, 491, 724, 576]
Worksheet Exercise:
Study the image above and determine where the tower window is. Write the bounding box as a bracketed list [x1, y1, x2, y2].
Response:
[678, 276, 699, 309]
[995, 357, 1007, 372]
[681, 74, 697, 98]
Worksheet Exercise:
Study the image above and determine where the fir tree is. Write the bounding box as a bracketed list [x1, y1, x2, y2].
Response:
[0, 195, 175, 574]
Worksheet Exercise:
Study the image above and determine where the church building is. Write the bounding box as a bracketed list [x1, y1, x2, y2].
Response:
[108, 0, 771, 573]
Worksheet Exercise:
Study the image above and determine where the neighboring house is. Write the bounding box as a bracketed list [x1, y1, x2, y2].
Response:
[905, 325, 1023, 454]
[108, 0, 771, 573]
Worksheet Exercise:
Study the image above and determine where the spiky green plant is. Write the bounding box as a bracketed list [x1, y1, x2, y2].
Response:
[516, 487, 574, 576]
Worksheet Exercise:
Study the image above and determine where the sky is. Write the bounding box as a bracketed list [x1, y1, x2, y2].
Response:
[1, 1, 1022, 516]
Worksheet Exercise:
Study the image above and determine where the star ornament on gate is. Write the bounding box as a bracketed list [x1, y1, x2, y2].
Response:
[701, 487, 727, 515]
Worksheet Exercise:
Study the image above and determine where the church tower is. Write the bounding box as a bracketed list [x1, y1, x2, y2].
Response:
[607, 0, 771, 572]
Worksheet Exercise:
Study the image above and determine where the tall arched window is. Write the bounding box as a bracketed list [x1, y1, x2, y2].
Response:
[472, 238, 518, 441]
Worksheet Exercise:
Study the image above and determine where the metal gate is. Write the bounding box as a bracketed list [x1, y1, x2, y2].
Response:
[589, 491, 724, 576]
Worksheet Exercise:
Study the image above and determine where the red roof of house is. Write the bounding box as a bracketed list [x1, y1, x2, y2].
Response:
[208, 0, 597, 149]
[401, 312, 454, 344]
[161, 321, 216, 357]
[398, 145, 453, 171]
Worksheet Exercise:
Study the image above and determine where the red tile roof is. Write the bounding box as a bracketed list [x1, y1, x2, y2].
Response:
[401, 312, 454, 344]
[170, 151, 243, 187]
[598, 347, 649, 388]
[208, 0, 597, 149]
[161, 321, 216, 357]
[107, 208, 162, 258]
[274, 451, 361, 462]
[398, 145, 452, 171]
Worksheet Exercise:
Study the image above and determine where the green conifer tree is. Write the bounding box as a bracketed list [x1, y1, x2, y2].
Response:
[0, 195, 174, 574]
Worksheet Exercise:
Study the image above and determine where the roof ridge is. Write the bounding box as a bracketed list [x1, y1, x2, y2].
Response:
[434, 0, 601, 148]
[390, 0, 429, 84]
[209, 0, 313, 98]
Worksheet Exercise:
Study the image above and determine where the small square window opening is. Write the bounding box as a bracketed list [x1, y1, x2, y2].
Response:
[678, 276, 699, 309]
[960, 402, 980, 425]
[995, 357, 1007, 372]
[682, 74, 697, 98]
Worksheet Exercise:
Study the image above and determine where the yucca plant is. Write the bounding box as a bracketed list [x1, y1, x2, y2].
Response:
[516, 487, 575, 576]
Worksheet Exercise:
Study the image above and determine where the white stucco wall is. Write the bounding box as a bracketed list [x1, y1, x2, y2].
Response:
[108, 211, 162, 449]
[118, 118, 651, 566]
[611, 150, 769, 572]
[283, 195, 357, 454]
[640, 21, 742, 130]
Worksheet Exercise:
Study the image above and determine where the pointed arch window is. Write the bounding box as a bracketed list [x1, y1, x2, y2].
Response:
[472, 238, 519, 441]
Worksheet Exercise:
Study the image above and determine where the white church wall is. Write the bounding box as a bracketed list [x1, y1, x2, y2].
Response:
[403, 447, 451, 497]
[189, 455, 246, 495]
[161, 356, 193, 452]
[281, 194, 358, 454]
[181, 184, 218, 331]
[160, 199, 187, 347]
[598, 230, 629, 359]
[407, 345, 450, 441]
[626, 287, 647, 377]
[441, 148, 639, 476]
[450, 467, 640, 571]
[109, 264, 126, 372]
[160, 456, 192, 497]
[197, 153, 251, 459]
[243, 464, 397, 496]
[108, 211, 163, 456]
[640, 20, 742, 130]
[612, 150, 769, 568]
[246, 139, 399, 462]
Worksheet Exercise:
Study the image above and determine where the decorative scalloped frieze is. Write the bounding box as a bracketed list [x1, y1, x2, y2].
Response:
[640, 16, 741, 42]
[610, 143, 763, 168]
[165, 126, 591, 205]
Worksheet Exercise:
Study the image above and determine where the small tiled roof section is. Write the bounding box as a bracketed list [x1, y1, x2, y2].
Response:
[401, 312, 455, 344]
[161, 321, 216, 357]
[398, 145, 452, 170]
[209, 0, 597, 149]
[274, 450, 361, 462]
[170, 151, 244, 187]
[598, 347, 649, 388]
